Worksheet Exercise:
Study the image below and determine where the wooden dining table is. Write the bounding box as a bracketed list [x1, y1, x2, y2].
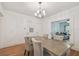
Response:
[38, 39, 72, 56]
[25, 36, 72, 56]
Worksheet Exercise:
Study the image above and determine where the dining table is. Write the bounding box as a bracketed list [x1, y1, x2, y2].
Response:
[25, 36, 72, 56]
[38, 38, 72, 56]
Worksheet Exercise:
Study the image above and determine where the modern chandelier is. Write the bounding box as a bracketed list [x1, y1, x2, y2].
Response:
[34, 2, 46, 18]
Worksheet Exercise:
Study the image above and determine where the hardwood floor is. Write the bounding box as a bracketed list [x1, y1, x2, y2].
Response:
[0, 44, 25, 56]
[70, 49, 79, 56]
[0, 44, 79, 56]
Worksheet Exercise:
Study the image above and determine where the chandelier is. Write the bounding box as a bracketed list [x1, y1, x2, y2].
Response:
[34, 2, 46, 18]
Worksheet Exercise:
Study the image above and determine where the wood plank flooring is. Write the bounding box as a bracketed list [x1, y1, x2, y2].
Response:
[0, 44, 25, 56]
[0, 44, 79, 56]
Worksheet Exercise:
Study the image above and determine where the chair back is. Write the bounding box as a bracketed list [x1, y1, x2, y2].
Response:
[24, 37, 33, 51]
[32, 38, 43, 56]
[54, 35, 64, 40]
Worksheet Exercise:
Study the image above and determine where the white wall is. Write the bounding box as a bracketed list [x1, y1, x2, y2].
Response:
[0, 3, 4, 48]
[42, 5, 79, 51]
[1, 3, 79, 51]
[0, 8, 42, 48]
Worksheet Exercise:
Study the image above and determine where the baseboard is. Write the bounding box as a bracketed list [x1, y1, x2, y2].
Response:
[71, 46, 79, 51]
[0, 42, 25, 49]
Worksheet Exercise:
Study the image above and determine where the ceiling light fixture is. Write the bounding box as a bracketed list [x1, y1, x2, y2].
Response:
[34, 2, 46, 18]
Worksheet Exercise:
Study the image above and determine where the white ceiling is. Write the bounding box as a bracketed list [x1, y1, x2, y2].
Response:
[1, 2, 79, 18]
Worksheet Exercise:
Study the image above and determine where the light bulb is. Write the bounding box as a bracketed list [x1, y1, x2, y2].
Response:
[43, 10, 46, 16]
[37, 10, 40, 13]
[34, 13, 37, 16]
[38, 14, 42, 18]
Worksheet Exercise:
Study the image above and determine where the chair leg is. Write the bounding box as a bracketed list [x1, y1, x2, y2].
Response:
[28, 51, 33, 56]
[24, 49, 26, 56]
[24, 50, 33, 56]
[28, 51, 30, 56]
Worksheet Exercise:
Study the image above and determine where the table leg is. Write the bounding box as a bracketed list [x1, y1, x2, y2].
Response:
[66, 49, 70, 56]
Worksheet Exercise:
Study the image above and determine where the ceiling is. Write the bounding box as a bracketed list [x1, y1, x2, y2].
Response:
[1, 2, 79, 18]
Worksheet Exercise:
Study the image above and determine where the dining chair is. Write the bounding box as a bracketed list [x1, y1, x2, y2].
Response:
[24, 37, 33, 56]
[54, 35, 64, 40]
[43, 34, 48, 39]
[32, 38, 43, 56]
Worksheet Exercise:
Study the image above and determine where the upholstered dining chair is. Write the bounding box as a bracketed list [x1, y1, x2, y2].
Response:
[54, 35, 64, 40]
[32, 38, 43, 56]
[43, 34, 48, 39]
[24, 37, 33, 56]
